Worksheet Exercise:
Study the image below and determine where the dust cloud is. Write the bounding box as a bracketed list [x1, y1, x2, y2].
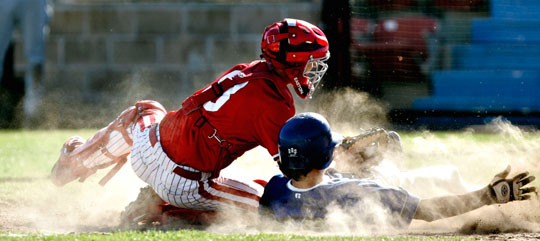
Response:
[4, 88, 540, 237]
[30, 69, 184, 129]
[0, 167, 146, 234]
[296, 88, 389, 134]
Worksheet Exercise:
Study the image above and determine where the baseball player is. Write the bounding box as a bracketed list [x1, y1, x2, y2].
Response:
[259, 112, 536, 227]
[50, 18, 330, 212]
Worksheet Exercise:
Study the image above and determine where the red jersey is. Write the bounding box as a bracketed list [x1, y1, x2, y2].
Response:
[159, 60, 295, 176]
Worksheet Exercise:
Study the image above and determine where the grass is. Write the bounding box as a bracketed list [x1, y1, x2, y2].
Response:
[0, 129, 96, 178]
[1, 129, 534, 179]
[0, 229, 484, 241]
[0, 129, 537, 240]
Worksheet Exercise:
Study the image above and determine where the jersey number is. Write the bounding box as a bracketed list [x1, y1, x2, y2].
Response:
[203, 70, 249, 112]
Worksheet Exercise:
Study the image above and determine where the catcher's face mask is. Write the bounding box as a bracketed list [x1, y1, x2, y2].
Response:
[285, 52, 330, 100]
[302, 53, 330, 98]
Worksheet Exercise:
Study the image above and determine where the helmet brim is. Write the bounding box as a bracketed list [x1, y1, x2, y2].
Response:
[331, 131, 343, 148]
[317, 131, 343, 170]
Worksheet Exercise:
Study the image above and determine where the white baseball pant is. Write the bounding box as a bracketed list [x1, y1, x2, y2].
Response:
[129, 116, 261, 211]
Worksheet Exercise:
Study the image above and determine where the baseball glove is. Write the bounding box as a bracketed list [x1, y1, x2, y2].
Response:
[333, 128, 403, 177]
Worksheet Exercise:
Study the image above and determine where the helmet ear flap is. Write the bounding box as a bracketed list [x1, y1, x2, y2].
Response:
[278, 155, 312, 181]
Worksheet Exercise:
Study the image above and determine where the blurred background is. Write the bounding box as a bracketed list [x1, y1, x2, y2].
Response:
[1, 0, 539, 130]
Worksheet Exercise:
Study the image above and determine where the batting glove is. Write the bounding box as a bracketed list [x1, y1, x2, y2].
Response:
[488, 165, 536, 204]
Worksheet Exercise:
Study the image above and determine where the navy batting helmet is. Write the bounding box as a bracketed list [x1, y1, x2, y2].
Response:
[278, 112, 342, 181]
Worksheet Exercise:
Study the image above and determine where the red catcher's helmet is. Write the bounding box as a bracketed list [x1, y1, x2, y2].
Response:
[261, 18, 330, 99]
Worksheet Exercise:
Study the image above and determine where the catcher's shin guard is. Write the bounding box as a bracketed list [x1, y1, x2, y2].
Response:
[50, 100, 166, 187]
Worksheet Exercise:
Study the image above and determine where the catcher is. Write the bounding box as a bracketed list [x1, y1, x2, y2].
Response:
[49, 18, 330, 218]
[259, 112, 537, 227]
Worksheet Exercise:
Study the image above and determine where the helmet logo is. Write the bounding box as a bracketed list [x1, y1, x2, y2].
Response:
[287, 148, 298, 157]
[294, 77, 304, 95]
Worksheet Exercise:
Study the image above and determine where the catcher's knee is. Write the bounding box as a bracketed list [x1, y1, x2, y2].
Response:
[132, 100, 167, 131]
[135, 100, 167, 115]
[97, 100, 167, 158]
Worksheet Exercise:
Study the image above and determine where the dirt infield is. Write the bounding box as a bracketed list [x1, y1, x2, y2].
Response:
[2, 185, 540, 240]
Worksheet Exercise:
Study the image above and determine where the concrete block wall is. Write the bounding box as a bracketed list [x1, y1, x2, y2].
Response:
[13, 2, 321, 127]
